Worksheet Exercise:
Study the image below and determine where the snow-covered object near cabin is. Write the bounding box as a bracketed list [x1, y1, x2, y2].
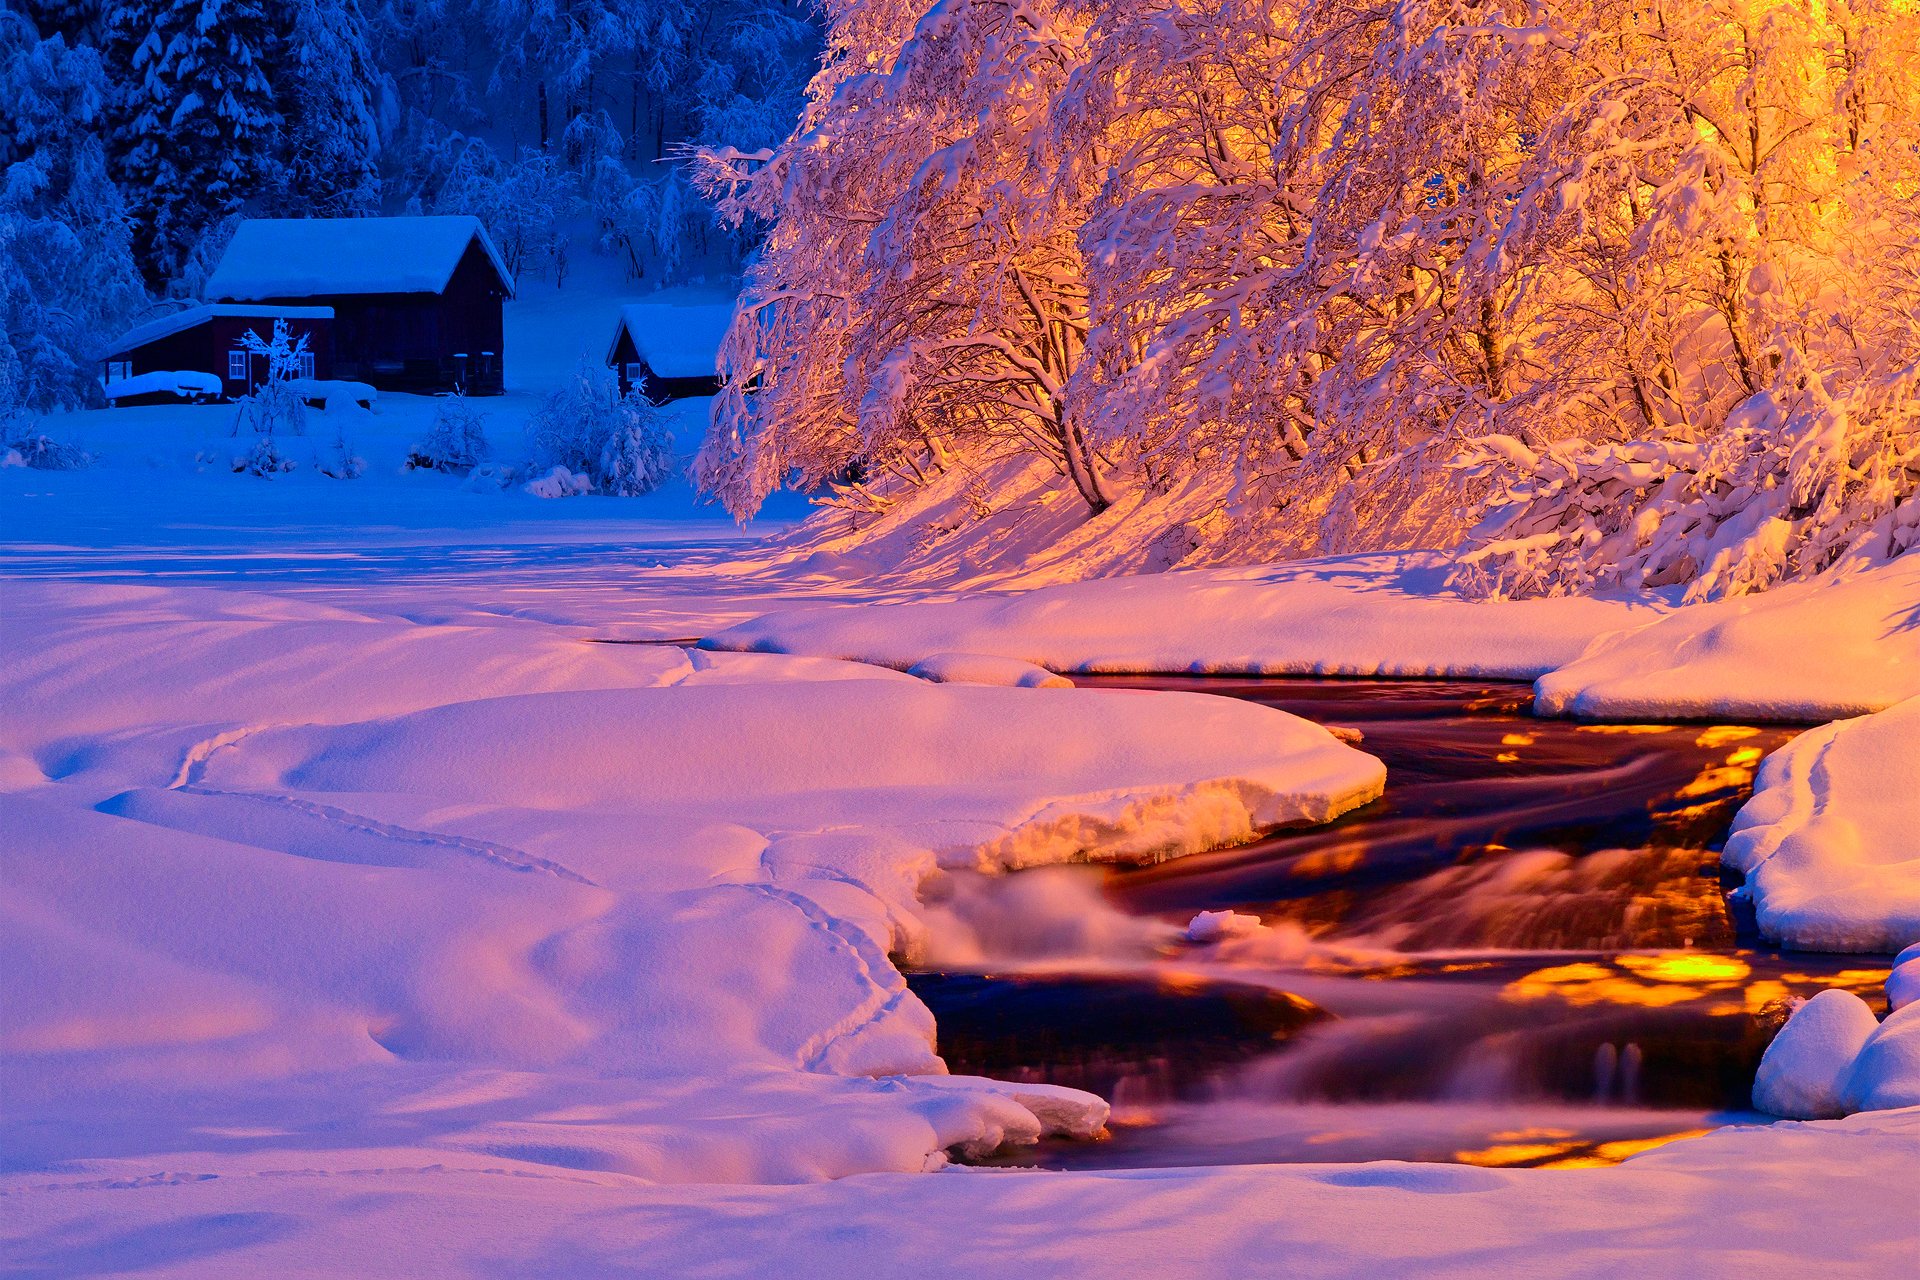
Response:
[1723, 696, 1920, 953]
[286, 378, 376, 408]
[907, 653, 1071, 688]
[206, 215, 515, 300]
[1752, 990, 1881, 1119]
[99, 370, 223, 402]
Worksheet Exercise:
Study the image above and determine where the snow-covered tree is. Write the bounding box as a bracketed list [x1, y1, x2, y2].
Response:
[277, 0, 390, 217]
[103, 0, 282, 284]
[526, 362, 676, 495]
[0, 8, 146, 410]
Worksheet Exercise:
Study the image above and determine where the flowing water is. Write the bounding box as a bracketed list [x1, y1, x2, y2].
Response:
[907, 676, 1893, 1170]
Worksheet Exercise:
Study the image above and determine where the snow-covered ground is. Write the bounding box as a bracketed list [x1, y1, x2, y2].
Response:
[4, 283, 1917, 1273]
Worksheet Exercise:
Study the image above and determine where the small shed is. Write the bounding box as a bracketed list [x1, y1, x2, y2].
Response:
[207, 216, 515, 395]
[606, 301, 732, 404]
[99, 305, 335, 403]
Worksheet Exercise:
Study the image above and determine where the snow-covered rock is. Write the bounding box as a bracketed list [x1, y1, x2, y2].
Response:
[1752, 990, 1882, 1119]
[1845, 1004, 1920, 1113]
[1186, 909, 1266, 943]
[1723, 696, 1920, 952]
[1887, 943, 1920, 1013]
[907, 652, 1071, 688]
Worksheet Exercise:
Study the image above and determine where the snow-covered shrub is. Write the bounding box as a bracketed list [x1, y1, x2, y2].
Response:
[1, 410, 91, 469]
[231, 321, 310, 439]
[233, 433, 294, 477]
[408, 393, 491, 473]
[461, 461, 518, 492]
[522, 465, 593, 499]
[525, 364, 676, 497]
[314, 427, 365, 480]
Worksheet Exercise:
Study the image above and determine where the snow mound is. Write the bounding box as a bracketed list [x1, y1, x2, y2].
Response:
[1846, 1004, 1920, 1113]
[1536, 554, 1920, 720]
[706, 552, 1662, 679]
[1752, 990, 1881, 1119]
[1723, 696, 1920, 952]
[907, 652, 1071, 688]
[1888, 943, 1920, 1013]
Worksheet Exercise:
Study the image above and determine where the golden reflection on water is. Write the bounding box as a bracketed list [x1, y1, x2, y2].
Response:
[1500, 954, 1889, 1012]
[1455, 1127, 1716, 1169]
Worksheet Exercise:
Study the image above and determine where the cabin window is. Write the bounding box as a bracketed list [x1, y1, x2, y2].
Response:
[106, 361, 131, 383]
[298, 351, 316, 380]
[228, 350, 248, 381]
[624, 363, 644, 384]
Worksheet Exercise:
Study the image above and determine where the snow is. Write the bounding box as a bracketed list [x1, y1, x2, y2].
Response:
[206, 216, 515, 300]
[907, 652, 1071, 688]
[1889, 944, 1920, 1013]
[100, 369, 224, 400]
[1535, 555, 1920, 721]
[5, 1108, 1917, 1277]
[1847, 1005, 1920, 1113]
[1752, 990, 1881, 1118]
[286, 377, 375, 407]
[706, 553, 1668, 679]
[101, 304, 336, 357]
[1723, 696, 1920, 953]
[608, 299, 735, 378]
[0, 576, 1380, 1208]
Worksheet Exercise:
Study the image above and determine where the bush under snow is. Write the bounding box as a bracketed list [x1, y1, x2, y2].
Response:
[525, 364, 676, 497]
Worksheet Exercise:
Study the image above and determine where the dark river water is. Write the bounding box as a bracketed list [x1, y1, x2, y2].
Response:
[907, 676, 1892, 1171]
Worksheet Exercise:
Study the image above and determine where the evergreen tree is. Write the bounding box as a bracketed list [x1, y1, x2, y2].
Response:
[102, 0, 281, 285]
[278, 0, 389, 217]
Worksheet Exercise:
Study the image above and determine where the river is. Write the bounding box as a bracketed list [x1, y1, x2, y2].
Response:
[908, 676, 1892, 1170]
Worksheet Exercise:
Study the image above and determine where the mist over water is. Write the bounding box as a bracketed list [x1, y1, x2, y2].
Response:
[909, 677, 1889, 1170]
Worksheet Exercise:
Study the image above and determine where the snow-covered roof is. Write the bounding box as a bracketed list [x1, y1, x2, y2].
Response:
[101, 305, 336, 358]
[206, 216, 515, 301]
[607, 301, 735, 379]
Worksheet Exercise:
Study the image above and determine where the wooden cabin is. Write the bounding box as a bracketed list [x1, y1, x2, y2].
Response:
[606, 301, 731, 404]
[206, 216, 515, 396]
[99, 304, 335, 403]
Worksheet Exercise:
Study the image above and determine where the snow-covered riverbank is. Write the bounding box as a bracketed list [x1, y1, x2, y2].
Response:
[3, 489, 1916, 1276]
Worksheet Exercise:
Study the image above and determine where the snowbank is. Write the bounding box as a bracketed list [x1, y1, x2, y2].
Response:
[1723, 696, 1920, 953]
[1, 580, 1379, 1192]
[706, 553, 1664, 679]
[1536, 554, 1920, 720]
[907, 652, 1071, 688]
[5, 1107, 1917, 1277]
